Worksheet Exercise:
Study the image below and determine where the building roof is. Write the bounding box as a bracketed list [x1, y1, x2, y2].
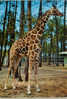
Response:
[59, 51, 67, 55]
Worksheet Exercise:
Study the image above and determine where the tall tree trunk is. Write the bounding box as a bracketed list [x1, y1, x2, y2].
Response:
[48, 51, 51, 65]
[55, 16, 59, 66]
[25, 0, 32, 81]
[53, 2, 59, 66]
[0, 31, 2, 70]
[15, 1, 25, 81]
[48, 33, 53, 65]
[25, 57, 29, 81]
[63, 0, 67, 51]
[10, 1, 17, 44]
[1, 1, 8, 66]
[14, 1, 17, 40]
[38, 0, 42, 18]
[38, 0, 42, 67]
[7, 1, 11, 67]
[0, 1, 8, 70]
[28, 0, 32, 31]
[20, 0, 24, 38]
[2, 1, 17, 67]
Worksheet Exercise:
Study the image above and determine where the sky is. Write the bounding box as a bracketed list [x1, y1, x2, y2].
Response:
[0, 0, 67, 32]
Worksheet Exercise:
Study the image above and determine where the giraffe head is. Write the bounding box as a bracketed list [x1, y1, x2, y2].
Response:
[50, 6, 63, 16]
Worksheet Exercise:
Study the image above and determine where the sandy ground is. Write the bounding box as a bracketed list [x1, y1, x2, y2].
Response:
[0, 64, 67, 97]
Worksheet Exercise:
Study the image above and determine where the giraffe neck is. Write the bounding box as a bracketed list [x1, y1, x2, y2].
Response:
[35, 10, 50, 38]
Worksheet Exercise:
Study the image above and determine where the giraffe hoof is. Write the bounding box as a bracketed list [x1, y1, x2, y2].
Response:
[12, 83, 16, 90]
[4, 84, 7, 90]
[36, 88, 40, 92]
[13, 86, 16, 90]
[27, 90, 31, 95]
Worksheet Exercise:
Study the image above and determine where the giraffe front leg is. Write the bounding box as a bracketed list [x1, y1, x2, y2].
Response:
[34, 57, 40, 92]
[12, 57, 21, 89]
[34, 65, 40, 92]
[27, 57, 32, 95]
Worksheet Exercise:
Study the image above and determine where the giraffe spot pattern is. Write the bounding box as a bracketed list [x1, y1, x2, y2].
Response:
[26, 42, 29, 46]
[16, 46, 28, 55]
[32, 30, 37, 34]
[34, 44, 37, 49]
[27, 32, 31, 36]
[35, 39, 39, 43]
[31, 34, 36, 40]
[36, 26, 40, 31]
[30, 46, 33, 50]
[30, 40, 34, 44]
[27, 37, 30, 41]
[38, 29, 43, 34]
[31, 51, 34, 56]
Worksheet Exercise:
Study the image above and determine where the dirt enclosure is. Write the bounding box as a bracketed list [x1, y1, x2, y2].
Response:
[0, 64, 67, 98]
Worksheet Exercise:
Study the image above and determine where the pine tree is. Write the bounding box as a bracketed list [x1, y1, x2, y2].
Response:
[38, 0, 42, 67]
[20, 0, 25, 38]
[25, 0, 32, 81]
[63, 0, 67, 51]
[0, 1, 8, 70]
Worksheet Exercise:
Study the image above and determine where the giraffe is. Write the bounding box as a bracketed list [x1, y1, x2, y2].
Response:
[4, 6, 63, 94]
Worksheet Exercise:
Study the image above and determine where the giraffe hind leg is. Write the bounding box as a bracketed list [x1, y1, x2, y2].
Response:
[4, 57, 17, 89]
[4, 66, 11, 89]
[12, 57, 21, 89]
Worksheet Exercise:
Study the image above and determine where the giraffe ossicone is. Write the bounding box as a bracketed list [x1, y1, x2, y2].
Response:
[4, 6, 63, 94]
